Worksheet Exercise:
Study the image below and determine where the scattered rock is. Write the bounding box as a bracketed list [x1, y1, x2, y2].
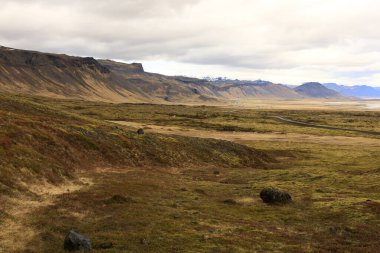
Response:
[195, 189, 207, 195]
[64, 230, 92, 251]
[192, 88, 199, 94]
[201, 234, 210, 241]
[172, 214, 181, 219]
[106, 195, 133, 204]
[140, 238, 150, 245]
[329, 226, 354, 236]
[137, 128, 145, 135]
[260, 187, 292, 204]
[95, 242, 113, 249]
[223, 199, 237, 205]
[311, 175, 326, 181]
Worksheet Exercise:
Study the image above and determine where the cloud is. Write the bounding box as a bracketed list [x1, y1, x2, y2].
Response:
[0, 0, 380, 85]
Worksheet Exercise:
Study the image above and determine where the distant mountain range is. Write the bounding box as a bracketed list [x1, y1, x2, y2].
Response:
[0, 45, 353, 103]
[206, 79, 344, 99]
[323, 83, 380, 99]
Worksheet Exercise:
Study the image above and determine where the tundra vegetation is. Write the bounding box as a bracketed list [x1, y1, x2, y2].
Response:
[0, 94, 380, 252]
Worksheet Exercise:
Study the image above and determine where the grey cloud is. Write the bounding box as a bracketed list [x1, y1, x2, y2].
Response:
[1, 0, 380, 84]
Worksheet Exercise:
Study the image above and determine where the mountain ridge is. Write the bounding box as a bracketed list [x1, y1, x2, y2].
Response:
[0, 45, 348, 103]
[294, 82, 343, 98]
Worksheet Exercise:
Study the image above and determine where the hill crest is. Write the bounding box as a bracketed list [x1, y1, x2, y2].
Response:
[294, 82, 342, 98]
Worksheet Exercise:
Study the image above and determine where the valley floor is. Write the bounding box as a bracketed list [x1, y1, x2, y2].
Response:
[1, 96, 380, 252]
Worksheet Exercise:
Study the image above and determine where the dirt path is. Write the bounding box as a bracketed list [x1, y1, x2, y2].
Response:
[271, 116, 380, 136]
[109, 121, 380, 147]
[0, 177, 92, 253]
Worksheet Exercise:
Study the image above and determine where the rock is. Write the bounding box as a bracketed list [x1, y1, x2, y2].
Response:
[260, 187, 292, 204]
[223, 199, 237, 205]
[64, 230, 92, 251]
[213, 170, 220, 175]
[95, 242, 113, 249]
[192, 88, 199, 94]
[201, 234, 210, 241]
[172, 214, 181, 219]
[140, 238, 150, 245]
[195, 189, 207, 195]
[137, 128, 145, 135]
[106, 195, 133, 204]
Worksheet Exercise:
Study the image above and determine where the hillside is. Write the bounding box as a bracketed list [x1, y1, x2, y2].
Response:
[211, 80, 303, 99]
[0, 93, 271, 195]
[294, 82, 343, 98]
[0, 46, 349, 103]
[0, 46, 218, 103]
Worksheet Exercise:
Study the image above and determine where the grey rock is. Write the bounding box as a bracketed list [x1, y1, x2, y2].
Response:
[64, 230, 92, 251]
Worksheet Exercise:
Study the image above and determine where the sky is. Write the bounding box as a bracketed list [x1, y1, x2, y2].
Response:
[1, 0, 380, 86]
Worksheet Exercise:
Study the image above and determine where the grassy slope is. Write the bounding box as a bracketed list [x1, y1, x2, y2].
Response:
[0, 94, 269, 195]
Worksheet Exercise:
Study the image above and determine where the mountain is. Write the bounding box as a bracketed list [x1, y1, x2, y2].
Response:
[324, 83, 380, 98]
[206, 79, 304, 99]
[0, 46, 218, 103]
[0, 45, 348, 102]
[294, 82, 342, 98]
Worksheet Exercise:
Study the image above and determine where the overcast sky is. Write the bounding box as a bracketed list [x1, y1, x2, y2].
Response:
[1, 0, 380, 86]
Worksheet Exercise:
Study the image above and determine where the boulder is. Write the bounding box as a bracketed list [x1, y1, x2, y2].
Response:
[137, 128, 145, 135]
[223, 199, 237, 205]
[95, 242, 113, 249]
[106, 195, 133, 204]
[260, 187, 292, 204]
[64, 230, 92, 251]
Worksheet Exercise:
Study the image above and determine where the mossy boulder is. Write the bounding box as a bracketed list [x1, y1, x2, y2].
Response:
[260, 187, 292, 204]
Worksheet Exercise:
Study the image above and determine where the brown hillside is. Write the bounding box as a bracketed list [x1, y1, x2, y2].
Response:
[0, 46, 347, 103]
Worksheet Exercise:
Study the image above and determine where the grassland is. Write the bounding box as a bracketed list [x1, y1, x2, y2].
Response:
[43, 99, 380, 138]
[1, 94, 380, 252]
